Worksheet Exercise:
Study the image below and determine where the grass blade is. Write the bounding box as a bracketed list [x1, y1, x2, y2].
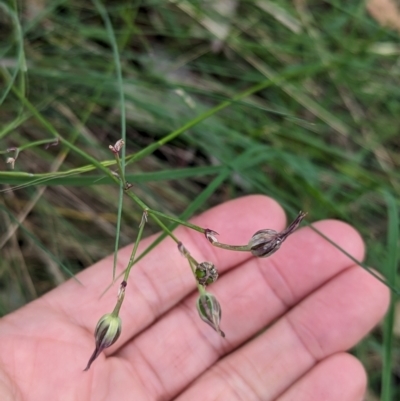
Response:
[381, 190, 399, 401]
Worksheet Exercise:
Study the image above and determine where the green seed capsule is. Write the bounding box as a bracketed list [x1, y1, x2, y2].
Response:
[196, 292, 225, 338]
[84, 313, 122, 371]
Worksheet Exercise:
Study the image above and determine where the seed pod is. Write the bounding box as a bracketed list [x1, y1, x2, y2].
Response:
[248, 228, 281, 257]
[84, 313, 122, 371]
[196, 292, 225, 338]
[195, 262, 218, 286]
[249, 211, 307, 258]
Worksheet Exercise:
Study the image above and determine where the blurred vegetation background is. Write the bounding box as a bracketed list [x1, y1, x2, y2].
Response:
[0, 0, 400, 399]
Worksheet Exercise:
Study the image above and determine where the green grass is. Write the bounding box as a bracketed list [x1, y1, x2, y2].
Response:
[1, 0, 400, 398]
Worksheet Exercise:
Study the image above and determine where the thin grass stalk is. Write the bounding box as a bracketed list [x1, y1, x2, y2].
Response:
[381, 191, 399, 401]
[0, 166, 221, 189]
[0, 1, 26, 103]
[92, 0, 127, 281]
[309, 224, 400, 296]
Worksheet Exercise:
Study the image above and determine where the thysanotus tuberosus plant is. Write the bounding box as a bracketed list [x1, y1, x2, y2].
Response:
[84, 139, 307, 370]
[1, 0, 400, 398]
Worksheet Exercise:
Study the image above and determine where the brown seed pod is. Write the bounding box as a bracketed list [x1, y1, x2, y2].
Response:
[249, 211, 307, 258]
[195, 262, 218, 286]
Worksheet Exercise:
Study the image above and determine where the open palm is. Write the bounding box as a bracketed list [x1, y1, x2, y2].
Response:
[0, 196, 388, 401]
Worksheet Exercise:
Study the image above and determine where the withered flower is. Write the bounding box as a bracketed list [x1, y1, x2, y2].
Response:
[6, 157, 15, 169]
[204, 229, 219, 245]
[177, 242, 190, 258]
[109, 139, 125, 154]
[195, 262, 218, 286]
[249, 211, 306, 258]
[84, 313, 122, 371]
[44, 138, 59, 150]
[196, 292, 225, 338]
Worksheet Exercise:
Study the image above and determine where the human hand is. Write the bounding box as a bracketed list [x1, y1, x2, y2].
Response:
[0, 195, 389, 400]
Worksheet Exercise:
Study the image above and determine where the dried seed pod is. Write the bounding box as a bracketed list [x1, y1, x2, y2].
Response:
[249, 211, 306, 258]
[196, 292, 225, 338]
[195, 262, 218, 286]
[84, 313, 122, 371]
[248, 228, 281, 257]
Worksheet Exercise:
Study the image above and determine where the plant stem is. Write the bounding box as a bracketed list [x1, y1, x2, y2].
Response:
[147, 209, 205, 233]
[187, 253, 206, 295]
[123, 212, 147, 282]
[209, 242, 250, 252]
[112, 287, 125, 316]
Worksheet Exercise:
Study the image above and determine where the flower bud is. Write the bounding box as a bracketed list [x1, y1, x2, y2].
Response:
[249, 211, 306, 257]
[84, 313, 122, 371]
[196, 292, 225, 338]
[195, 262, 218, 286]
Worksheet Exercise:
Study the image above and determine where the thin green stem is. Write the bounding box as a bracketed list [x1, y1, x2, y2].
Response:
[112, 150, 125, 280]
[209, 242, 250, 252]
[0, 139, 59, 155]
[113, 147, 183, 249]
[0, 1, 26, 104]
[93, 0, 127, 282]
[111, 288, 125, 316]
[309, 224, 400, 296]
[92, 0, 126, 173]
[381, 191, 399, 401]
[147, 210, 205, 233]
[7, 81, 116, 181]
[148, 213, 180, 243]
[179, 241, 218, 294]
[123, 214, 146, 282]
[113, 152, 183, 274]
[113, 153, 126, 186]
[187, 253, 206, 295]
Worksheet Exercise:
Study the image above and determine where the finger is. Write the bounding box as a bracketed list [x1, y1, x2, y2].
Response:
[276, 353, 366, 401]
[114, 220, 370, 399]
[174, 265, 389, 401]
[43, 195, 286, 338]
